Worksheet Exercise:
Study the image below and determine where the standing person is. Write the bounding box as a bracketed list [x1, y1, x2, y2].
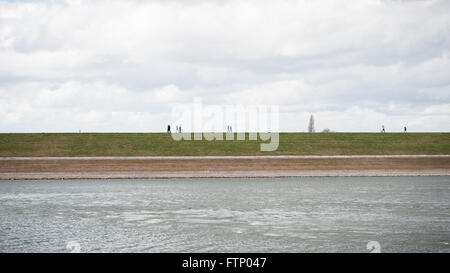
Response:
[404, 126, 407, 133]
[179, 125, 182, 133]
[167, 125, 171, 133]
[381, 125, 385, 133]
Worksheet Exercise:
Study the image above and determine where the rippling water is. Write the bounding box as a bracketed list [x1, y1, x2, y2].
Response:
[0, 176, 449, 253]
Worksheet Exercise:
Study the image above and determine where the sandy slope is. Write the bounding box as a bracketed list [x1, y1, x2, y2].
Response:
[0, 155, 449, 179]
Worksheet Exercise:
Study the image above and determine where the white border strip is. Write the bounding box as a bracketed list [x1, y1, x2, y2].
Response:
[0, 155, 449, 160]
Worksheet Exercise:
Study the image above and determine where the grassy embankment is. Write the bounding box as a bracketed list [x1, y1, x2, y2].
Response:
[0, 133, 448, 157]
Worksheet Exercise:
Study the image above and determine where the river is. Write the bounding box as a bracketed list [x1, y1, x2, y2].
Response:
[0, 176, 449, 253]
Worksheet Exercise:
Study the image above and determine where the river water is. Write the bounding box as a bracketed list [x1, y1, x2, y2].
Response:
[0, 176, 449, 253]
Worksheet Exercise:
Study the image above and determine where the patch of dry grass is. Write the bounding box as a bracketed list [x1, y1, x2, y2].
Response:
[0, 132, 449, 156]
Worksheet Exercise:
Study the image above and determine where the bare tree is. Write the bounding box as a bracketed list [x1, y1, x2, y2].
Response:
[308, 114, 315, 133]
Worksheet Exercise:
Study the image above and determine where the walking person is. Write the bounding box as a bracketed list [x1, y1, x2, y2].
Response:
[167, 124, 171, 133]
[404, 126, 407, 133]
[381, 125, 385, 133]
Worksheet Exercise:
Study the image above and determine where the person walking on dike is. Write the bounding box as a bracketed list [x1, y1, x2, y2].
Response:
[404, 126, 407, 133]
[381, 125, 385, 133]
[167, 125, 171, 133]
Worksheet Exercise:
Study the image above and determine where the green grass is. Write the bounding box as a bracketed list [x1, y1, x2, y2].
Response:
[0, 133, 449, 156]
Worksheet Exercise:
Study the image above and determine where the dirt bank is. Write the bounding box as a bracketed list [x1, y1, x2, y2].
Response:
[0, 155, 449, 179]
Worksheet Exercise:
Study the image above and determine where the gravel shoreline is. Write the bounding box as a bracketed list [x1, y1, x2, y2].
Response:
[1, 169, 449, 180]
[1, 155, 449, 179]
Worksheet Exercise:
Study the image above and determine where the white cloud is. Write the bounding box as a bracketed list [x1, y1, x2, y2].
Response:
[222, 79, 313, 105]
[0, 81, 187, 132]
[0, 0, 449, 132]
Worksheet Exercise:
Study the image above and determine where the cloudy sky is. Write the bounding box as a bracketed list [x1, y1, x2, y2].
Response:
[0, 0, 449, 132]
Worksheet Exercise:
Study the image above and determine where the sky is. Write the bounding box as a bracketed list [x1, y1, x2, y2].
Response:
[0, 0, 449, 132]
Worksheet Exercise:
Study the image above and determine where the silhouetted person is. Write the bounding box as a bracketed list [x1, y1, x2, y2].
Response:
[167, 125, 171, 133]
[404, 126, 407, 133]
[381, 125, 385, 133]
